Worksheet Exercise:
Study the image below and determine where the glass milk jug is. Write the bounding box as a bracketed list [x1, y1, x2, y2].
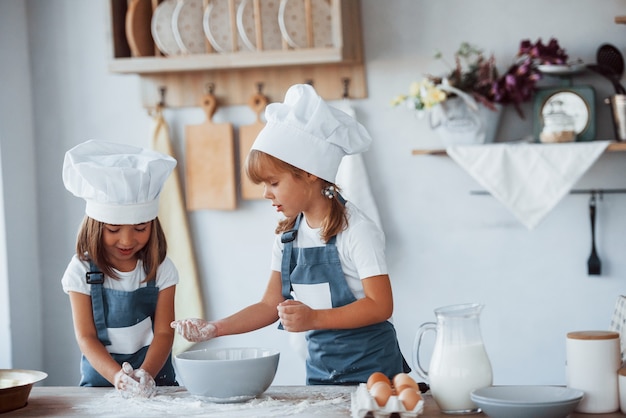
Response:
[414, 303, 493, 414]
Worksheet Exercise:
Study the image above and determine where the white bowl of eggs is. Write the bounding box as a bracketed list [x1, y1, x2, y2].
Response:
[174, 347, 279, 402]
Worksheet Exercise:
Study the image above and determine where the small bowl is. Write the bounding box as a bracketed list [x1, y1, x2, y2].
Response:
[470, 385, 584, 418]
[0, 369, 48, 413]
[174, 347, 279, 402]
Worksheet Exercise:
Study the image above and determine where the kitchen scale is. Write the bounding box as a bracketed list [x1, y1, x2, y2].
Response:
[533, 64, 596, 142]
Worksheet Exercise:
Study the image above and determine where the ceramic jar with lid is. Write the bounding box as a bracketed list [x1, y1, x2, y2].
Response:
[566, 330, 620, 413]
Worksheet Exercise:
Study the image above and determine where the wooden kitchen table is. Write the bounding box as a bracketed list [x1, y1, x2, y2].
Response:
[4, 386, 625, 417]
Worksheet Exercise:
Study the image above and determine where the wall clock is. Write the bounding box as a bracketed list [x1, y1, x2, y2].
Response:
[533, 86, 596, 142]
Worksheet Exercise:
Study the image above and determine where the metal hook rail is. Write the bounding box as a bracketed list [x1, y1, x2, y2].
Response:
[470, 188, 626, 196]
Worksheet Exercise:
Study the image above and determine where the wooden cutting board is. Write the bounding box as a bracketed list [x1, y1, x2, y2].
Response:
[125, 0, 155, 57]
[185, 93, 237, 210]
[239, 92, 268, 200]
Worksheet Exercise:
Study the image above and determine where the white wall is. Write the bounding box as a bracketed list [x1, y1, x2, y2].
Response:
[0, 1, 42, 370]
[8, 0, 626, 386]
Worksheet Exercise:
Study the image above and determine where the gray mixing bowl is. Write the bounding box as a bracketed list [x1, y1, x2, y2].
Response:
[174, 347, 280, 402]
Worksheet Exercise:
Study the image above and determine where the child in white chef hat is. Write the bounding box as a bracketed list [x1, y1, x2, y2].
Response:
[61, 140, 179, 397]
[172, 84, 410, 385]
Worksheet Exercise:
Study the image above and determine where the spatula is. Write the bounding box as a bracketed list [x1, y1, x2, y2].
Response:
[587, 193, 601, 276]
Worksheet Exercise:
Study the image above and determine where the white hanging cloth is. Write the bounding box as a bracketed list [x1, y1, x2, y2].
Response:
[151, 106, 205, 355]
[333, 99, 383, 228]
[446, 141, 610, 229]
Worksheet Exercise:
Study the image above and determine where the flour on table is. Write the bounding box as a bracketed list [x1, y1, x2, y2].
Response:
[78, 386, 351, 417]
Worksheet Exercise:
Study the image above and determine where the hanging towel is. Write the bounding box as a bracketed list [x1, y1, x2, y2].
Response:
[151, 106, 205, 355]
[447, 141, 610, 229]
[333, 99, 383, 228]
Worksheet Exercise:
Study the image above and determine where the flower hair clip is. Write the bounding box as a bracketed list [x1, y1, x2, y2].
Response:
[321, 185, 337, 199]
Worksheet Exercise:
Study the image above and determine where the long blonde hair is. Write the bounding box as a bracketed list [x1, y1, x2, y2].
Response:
[75, 216, 167, 282]
[245, 149, 348, 242]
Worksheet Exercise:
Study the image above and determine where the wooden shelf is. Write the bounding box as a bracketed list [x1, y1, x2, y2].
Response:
[107, 0, 366, 107]
[411, 141, 626, 156]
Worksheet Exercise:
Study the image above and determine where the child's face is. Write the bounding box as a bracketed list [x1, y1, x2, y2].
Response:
[261, 168, 314, 218]
[102, 222, 152, 271]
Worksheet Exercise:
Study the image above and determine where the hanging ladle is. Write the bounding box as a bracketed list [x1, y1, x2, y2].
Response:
[587, 192, 601, 276]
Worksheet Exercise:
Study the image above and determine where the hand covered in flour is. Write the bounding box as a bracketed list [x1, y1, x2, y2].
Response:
[114, 362, 156, 398]
[170, 318, 217, 342]
[278, 300, 314, 332]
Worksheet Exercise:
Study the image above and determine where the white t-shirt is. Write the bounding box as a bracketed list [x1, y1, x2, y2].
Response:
[61, 255, 179, 355]
[61, 255, 178, 295]
[270, 202, 388, 301]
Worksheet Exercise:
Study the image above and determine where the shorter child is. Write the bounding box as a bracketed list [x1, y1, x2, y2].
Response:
[61, 140, 179, 397]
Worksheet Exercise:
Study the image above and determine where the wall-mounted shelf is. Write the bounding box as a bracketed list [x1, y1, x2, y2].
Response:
[411, 141, 626, 156]
[107, 0, 366, 107]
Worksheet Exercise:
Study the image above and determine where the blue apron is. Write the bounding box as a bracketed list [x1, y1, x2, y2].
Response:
[280, 213, 409, 385]
[79, 261, 177, 387]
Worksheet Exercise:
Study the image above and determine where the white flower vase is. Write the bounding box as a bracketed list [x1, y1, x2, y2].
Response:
[429, 89, 502, 146]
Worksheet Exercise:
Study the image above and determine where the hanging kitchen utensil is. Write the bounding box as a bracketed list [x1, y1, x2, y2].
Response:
[239, 89, 268, 200]
[596, 44, 626, 94]
[598, 44, 625, 76]
[185, 88, 237, 210]
[587, 63, 626, 95]
[587, 192, 601, 276]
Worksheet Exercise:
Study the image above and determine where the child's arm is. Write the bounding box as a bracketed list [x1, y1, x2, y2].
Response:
[172, 270, 285, 340]
[68, 292, 126, 384]
[139, 285, 175, 378]
[277, 274, 394, 331]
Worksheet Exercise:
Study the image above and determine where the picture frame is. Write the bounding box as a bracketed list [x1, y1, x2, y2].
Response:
[532, 85, 596, 142]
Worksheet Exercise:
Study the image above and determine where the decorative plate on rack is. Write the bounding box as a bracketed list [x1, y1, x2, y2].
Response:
[173, 0, 207, 54]
[278, 0, 333, 49]
[237, 0, 283, 51]
[203, 0, 245, 53]
[151, 0, 181, 56]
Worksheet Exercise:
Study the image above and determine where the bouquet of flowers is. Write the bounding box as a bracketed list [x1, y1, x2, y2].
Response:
[392, 38, 569, 118]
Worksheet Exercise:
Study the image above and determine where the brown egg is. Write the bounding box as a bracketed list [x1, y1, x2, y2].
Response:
[392, 372, 419, 391]
[398, 387, 423, 411]
[367, 371, 391, 389]
[369, 381, 392, 407]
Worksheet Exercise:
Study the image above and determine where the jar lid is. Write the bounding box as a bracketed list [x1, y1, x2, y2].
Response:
[567, 330, 620, 340]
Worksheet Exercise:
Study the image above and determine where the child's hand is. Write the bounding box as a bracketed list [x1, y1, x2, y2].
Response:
[170, 318, 217, 342]
[128, 367, 156, 398]
[277, 300, 314, 332]
[114, 362, 156, 398]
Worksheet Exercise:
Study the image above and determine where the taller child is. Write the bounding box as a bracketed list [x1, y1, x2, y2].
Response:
[172, 84, 409, 384]
[62, 140, 179, 397]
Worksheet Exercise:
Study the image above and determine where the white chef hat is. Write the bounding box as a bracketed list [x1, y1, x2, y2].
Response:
[251, 84, 372, 183]
[62, 140, 176, 225]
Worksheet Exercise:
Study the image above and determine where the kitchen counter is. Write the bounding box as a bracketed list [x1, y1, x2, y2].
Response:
[4, 386, 625, 417]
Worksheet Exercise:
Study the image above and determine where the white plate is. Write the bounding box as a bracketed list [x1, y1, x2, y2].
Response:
[203, 0, 245, 53]
[151, 0, 182, 56]
[537, 63, 586, 75]
[278, 0, 333, 49]
[470, 385, 584, 418]
[237, 0, 283, 51]
[173, 0, 207, 54]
